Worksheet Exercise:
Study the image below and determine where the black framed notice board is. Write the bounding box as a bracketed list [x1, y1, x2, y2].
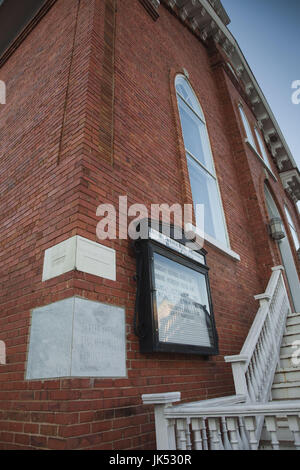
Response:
[134, 222, 219, 356]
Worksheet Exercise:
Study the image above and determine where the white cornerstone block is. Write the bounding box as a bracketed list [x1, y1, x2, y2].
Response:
[26, 297, 126, 380]
[42, 236, 116, 282]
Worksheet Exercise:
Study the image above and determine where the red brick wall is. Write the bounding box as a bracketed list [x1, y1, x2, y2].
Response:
[0, 0, 299, 450]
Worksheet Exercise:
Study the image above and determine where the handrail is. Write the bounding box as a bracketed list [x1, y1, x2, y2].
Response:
[164, 401, 300, 450]
[165, 401, 300, 419]
[225, 267, 283, 368]
[224, 266, 291, 403]
[176, 394, 247, 409]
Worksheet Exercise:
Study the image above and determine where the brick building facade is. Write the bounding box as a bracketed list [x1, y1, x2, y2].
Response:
[0, 0, 299, 450]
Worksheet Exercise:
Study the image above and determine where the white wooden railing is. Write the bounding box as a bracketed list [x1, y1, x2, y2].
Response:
[165, 400, 300, 450]
[142, 266, 296, 450]
[225, 266, 291, 404]
[142, 393, 300, 450]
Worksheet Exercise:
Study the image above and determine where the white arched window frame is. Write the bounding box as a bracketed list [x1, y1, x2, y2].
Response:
[238, 104, 257, 151]
[254, 127, 272, 170]
[227, 62, 238, 81]
[284, 205, 300, 251]
[175, 75, 230, 249]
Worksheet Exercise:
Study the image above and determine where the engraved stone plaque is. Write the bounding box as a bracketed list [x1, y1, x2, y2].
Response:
[26, 298, 74, 380]
[26, 297, 126, 379]
[76, 236, 116, 281]
[42, 236, 116, 282]
[42, 237, 77, 282]
[71, 298, 126, 377]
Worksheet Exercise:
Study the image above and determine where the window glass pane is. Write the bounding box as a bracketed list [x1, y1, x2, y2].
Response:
[239, 105, 257, 150]
[264, 185, 281, 219]
[255, 128, 271, 169]
[187, 155, 227, 246]
[153, 253, 213, 347]
[178, 96, 213, 173]
[284, 206, 296, 231]
[290, 227, 300, 251]
[175, 75, 229, 248]
[285, 206, 300, 251]
[175, 76, 204, 119]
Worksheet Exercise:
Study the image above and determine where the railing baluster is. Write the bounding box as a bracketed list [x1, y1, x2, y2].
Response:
[249, 362, 259, 401]
[176, 419, 187, 450]
[238, 417, 250, 450]
[246, 369, 256, 402]
[202, 418, 208, 450]
[208, 418, 222, 450]
[176, 426, 180, 450]
[185, 418, 192, 450]
[244, 416, 259, 450]
[265, 416, 280, 450]
[217, 419, 225, 450]
[191, 418, 203, 450]
[287, 416, 300, 450]
[221, 417, 232, 450]
[227, 417, 240, 450]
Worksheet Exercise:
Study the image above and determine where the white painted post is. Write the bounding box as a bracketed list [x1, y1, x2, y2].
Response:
[142, 392, 181, 450]
[0, 341, 5, 365]
[224, 355, 249, 398]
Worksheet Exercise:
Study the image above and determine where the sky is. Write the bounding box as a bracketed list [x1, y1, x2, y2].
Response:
[221, 0, 300, 170]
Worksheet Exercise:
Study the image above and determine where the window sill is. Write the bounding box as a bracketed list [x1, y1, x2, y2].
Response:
[204, 232, 241, 261]
[185, 224, 240, 261]
[245, 139, 277, 182]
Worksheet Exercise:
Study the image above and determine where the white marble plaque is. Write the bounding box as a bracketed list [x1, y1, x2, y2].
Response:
[71, 298, 126, 377]
[26, 297, 126, 379]
[26, 298, 74, 379]
[76, 236, 116, 281]
[42, 236, 116, 282]
[42, 237, 77, 282]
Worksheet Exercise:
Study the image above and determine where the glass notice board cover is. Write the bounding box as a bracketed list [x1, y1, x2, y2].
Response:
[134, 222, 219, 356]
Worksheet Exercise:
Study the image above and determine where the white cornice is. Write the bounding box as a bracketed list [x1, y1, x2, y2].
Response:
[280, 169, 300, 203]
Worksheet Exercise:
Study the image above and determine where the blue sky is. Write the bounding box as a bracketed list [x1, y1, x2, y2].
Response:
[222, 0, 300, 169]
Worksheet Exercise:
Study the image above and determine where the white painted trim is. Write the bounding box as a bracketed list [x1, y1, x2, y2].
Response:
[165, 400, 300, 418]
[174, 394, 247, 409]
[142, 392, 181, 405]
[245, 139, 277, 181]
[204, 231, 241, 261]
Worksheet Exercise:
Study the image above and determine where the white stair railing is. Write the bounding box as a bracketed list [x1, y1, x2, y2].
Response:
[142, 392, 300, 450]
[142, 393, 247, 450]
[142, 266, 294, 450]
[164, 401, 300, 450]
[225, 266, 291, 403]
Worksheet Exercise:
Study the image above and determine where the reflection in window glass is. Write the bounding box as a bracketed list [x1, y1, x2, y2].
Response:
[239, 105, 257, 150]
[284, 206, 300, 251]
[254, 127, 271, 170]
[153, 253, 213, 347]
[175, 75, 228, 247]
[187, 156, 227, 246]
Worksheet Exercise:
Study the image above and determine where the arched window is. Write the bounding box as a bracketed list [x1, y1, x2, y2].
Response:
[284, 205, 300, 251]
[254, 127, 271, 170]
[264, 184, 300, 310]
[175, 75, 228, 247]
[238, 104, 257, 150]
